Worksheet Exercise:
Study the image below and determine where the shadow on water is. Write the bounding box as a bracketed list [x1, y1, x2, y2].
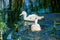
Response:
[2, 14, 60, 40]
[5, 20, 57, 40]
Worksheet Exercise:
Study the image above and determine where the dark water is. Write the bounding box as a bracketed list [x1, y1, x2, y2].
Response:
[6, 17, 60, 40]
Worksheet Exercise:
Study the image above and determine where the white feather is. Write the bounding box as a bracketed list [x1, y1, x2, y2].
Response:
[20, 11, 44, 21]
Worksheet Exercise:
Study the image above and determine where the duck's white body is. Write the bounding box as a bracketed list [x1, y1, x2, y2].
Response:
[20, 11, 44, 21]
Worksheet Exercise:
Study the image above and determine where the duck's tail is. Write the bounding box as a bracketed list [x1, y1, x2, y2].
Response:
[38, 16, 44, 20]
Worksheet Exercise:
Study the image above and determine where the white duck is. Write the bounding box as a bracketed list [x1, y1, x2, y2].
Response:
[20, 11, 44, 21]
[31, 18, 41, 32]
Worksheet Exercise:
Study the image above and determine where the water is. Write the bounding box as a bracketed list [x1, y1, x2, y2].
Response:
[1, 13, 59, 40]
[5, 19, 60, 40]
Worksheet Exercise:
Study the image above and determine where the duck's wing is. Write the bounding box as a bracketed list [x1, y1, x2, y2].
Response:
[27, 14, 38, 21]
[28, 14, 37, 17]
[27, 14, 38, 18]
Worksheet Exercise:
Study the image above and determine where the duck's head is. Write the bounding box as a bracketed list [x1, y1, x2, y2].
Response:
[20, 11, 27, 16]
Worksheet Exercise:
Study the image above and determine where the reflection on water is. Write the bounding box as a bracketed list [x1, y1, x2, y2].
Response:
[1, 13, 60, 40]
[5, 20, 57, 40]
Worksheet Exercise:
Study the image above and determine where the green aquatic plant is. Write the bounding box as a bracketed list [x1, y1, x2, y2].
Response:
[51, 20, 57, 37]
[18, 37, 22, 40]
[0, 22, 7, 40]
[0, 22, 7, 32]
[14, 23, 19, 33]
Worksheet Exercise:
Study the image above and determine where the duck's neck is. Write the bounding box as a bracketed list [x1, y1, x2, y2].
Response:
[35, 19, 38, 24]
